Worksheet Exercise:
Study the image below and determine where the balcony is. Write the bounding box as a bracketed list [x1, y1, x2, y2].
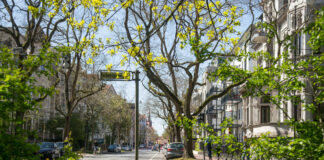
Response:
[251, 30, 267, 44]
[246, 123, 293, 138]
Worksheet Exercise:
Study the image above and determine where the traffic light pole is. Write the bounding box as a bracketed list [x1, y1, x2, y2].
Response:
[203, 112, 205, 160]
[135, 70, 139, 160]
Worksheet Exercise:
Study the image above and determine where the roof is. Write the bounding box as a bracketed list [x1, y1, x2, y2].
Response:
[103, 84, 117, 95]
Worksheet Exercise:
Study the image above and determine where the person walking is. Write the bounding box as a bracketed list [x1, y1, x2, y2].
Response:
[93, 145, 96, 154]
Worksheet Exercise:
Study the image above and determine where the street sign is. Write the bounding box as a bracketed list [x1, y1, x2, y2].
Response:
[99, 70, 134, 81]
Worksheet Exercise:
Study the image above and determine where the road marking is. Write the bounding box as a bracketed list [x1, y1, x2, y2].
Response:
[150, 152, 159, 160]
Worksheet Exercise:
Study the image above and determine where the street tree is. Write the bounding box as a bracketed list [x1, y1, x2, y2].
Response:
[147, 127, 159, 144]
[0, 0, 74, 134]
[83, 84, 116, 150]
[107, 0, 247, 157]
[0, 46, 60, 159]
[144, 94, 181, 142]
[53, 0, 120, 139]
[101, 94, 132, 145]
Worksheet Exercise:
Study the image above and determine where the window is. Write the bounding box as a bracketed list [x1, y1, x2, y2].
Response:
[293, 96, 301, 121]
[261, 106, 270, 123]
[292, 11, 302, 29]
[293, 33, 302, 57]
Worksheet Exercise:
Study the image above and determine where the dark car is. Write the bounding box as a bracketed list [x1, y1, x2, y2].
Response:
[108, 144, 121, 152]
[139, 144, 145, 149]
[55, 142, 65, 156]
[38, 142, 60, 160]
[164, 142, 184, 159]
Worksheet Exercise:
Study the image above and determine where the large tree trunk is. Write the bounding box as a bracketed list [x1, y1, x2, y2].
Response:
[183, 127, 195, 158]
[175, 124, 181, 142]
[64, 115, 71, 139]
[170, 126, 175, 142]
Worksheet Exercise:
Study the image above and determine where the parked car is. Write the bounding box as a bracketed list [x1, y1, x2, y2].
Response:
[55, 142, 65, 156]
[164, 142, 184, 159]
[108, 144, 121, 152]
[139, 144, 145, 149]
[38, 142, 61, 160]
[162, 144, 168, 154]
[121, 145, 132, 151]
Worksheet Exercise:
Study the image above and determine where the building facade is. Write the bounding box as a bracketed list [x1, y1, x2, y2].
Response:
[192, 0, 324, 148]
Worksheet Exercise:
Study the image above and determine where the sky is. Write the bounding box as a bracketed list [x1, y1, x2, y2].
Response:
[108, 74, 166, 136]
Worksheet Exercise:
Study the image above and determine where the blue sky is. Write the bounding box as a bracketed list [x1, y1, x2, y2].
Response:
[107, 74, 166, 136]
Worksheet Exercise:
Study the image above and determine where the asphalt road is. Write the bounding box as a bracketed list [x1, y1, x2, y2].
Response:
[82, 150, 165, 160]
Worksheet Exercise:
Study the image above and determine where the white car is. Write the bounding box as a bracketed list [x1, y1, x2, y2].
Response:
[122, 145, 132, 151]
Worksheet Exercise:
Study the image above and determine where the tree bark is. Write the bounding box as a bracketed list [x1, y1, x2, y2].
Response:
[64, 115, 71, 139]
[175, 124, 181, 142]
[183, 127, 195, 158]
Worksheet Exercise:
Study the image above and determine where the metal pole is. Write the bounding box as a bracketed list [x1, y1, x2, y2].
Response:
[135, 70, 139, 160]
[203, 112, 206, 160]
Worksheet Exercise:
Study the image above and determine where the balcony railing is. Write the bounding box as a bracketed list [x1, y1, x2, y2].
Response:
[251, 30, 267, 44]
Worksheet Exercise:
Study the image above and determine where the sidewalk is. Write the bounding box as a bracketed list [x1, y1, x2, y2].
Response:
[193, 150, 233, 160]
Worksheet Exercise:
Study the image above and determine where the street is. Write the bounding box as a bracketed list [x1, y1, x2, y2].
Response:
[82, 150, 165, 160]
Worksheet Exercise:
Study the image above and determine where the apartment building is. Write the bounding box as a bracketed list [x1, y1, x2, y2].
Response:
[194, 58, 243, 142]
[193, 0, 324, 145]
[241, 0, 324, 139]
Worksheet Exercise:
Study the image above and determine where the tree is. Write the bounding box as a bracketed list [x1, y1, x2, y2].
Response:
[52, 0, 118, 139]
[101, 94, 132, 144]
[144, 95, 180, 142]
[0, 0, 74, 135]
[147, 127, 159, 144]
[108, 0, 247, 157]
[0, 46, 59, 159]
[83, 84, 114, 150]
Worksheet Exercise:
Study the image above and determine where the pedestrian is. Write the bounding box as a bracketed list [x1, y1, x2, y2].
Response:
[158, 143, 161, 152]
[98, 146, 101, 154]
[206, 138, 212, 160]
[93, 145, 96, 154]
